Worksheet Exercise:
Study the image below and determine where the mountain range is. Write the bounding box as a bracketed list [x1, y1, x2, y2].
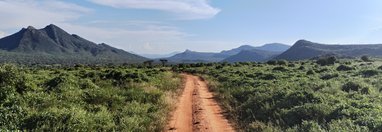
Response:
[165, 43, 290, 63]
[0, 24, 147, 65]
[2, 24, 382, 65]
[274, 40, 382, 60]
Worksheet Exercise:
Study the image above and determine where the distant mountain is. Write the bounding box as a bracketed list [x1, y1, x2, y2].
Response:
[220, 45, 257, 56]
[166, 50, 227, 63]
[275, 40, 382, 60]
[138, 52, 181, 59]
[256, 43, 290, 52]
[222, 49, 281, 63]
[166, 43, 289, 63]
[0, 24, 147, 65]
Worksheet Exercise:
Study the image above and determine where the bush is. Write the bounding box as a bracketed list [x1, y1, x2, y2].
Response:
[288, 63, 296, 67]
[361, 56, 372, 62]
[277, 60, 288, 65]
[320, 73, 339, 80]
[341, 82, 371, 94]
[307, 70, 315, 75]
[316, 56, 336, 66]
[248, 121, 281, 132]
[336, 65, 354, 71]
[290, 121, 324, 132]
[260, 74, 277, 80]
[328, 119, 369, 131]
[273, 66, 288, 72]
[360, 70, 379, 77]
[298, 66, 305, 70]
[267, 60, 277, 65]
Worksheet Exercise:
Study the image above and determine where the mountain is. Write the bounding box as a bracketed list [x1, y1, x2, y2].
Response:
[219, 43, 289, 62]
[166, 50, 227, 63]
[256, 43, 291, 52]
[275, 40, 382, 60]
[0, 24, 147, 65]
[220, 45, 257, 56]
[222, 49, 282, 63]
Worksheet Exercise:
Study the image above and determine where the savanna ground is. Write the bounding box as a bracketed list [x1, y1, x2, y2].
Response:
[2, 56, 382, 131]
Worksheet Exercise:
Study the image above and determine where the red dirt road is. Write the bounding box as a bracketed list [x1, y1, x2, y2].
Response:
[167, 74, 234, 132]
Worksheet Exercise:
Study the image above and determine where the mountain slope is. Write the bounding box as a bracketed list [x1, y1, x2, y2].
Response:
[222, 49, 281, 62]
[0, 24, 147, 64]
[275, 40, 382, 60]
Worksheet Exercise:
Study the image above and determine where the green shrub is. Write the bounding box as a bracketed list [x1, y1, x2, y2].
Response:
[341, 81, 371, 94]
[277, 60, 288, 65]
[320, 73, 339, 80]
[267, 60, 277, 65]
[248, 121, 281, 132]
[337, 65, 354, 71]
[316, 56, 336, 66]
[298, 66, 305, 70]
[260, 74, 277, 80]
[361, 56, 372, 62]
[328, 119, 369, 131]
[360, 70, 379, 77]
[307, 70, 315, 75]
[288, 121, 324, 132]
[273, 66, 288, 72]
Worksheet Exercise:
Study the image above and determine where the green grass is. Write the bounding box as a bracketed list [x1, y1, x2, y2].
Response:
[0, 64, 181, 131]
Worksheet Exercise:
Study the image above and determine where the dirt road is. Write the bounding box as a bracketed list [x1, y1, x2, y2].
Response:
[167, 74, 234, 132]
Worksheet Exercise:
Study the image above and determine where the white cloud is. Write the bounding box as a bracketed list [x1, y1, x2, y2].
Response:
[0, 0, 91, 29]
[55, 21, 190, 53]
[88, 0, 220, 19]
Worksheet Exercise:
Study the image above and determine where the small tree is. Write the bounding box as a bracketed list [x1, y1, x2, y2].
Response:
[143, 60, 154, 67]
[361, 55, 371, 62]
[159, 59, 168, 67]
[316, 56, 337, 66]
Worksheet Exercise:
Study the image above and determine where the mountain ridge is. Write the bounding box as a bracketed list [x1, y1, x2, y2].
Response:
[275, 40, 382, 60]
[0, 24, 147, 65]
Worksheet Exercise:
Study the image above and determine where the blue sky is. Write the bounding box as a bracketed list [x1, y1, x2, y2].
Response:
[1, 0, 382, 54]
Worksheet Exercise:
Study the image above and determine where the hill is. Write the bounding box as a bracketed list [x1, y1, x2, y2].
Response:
[0, 24, 147, 65]
[166, 50, 227, 63]
[275, 40, 382, 60]
[256, 43, 290, 52]
[222, 49, 281, 63]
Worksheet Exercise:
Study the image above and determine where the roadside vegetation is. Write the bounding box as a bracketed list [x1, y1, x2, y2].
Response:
[0, 64, 181, 131]
[173, 57, 382, 131]
[3, 56, 382, 132]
